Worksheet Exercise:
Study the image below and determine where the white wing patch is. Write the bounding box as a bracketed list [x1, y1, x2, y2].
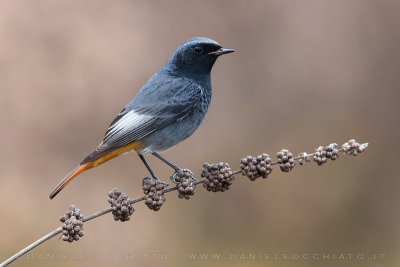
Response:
[104, 110, 153, 142]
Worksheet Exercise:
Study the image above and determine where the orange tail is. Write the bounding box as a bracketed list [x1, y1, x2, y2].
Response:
[49, 141, 143, 199]
[49, 164, 90, 199]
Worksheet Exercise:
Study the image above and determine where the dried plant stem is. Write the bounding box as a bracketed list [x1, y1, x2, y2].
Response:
[0, 184, 202, 267]
[0, 228, 62, 267]
[0, 139, 368, 267]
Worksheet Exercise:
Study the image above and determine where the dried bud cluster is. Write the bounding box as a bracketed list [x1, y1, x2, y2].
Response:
[313, 146, 328, 165]
[60, 205, 84, 243]
[201, 162, 234, 192]
[298, 152, 311, 165]
[108, 188, 134, 222]
[277, 149, 295, 172]
[342, 139, 368, 156]
[325, 143, 339, 160]
[240, 154, 272, 180]
[173, 169, 196, 199]
[142, 177, 166, 211]
[314, 143, 340, 165]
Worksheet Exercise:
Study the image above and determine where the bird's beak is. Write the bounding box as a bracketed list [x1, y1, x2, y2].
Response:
[208, 48, 235, 56]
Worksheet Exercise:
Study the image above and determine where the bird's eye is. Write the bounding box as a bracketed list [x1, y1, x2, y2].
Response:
[193, 46, 204, 54]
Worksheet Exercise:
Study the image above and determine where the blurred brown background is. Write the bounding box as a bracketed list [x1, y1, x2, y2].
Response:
[0, 0, 399, 266]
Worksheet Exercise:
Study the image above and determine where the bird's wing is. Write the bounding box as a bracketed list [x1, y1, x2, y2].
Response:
[81, 80, 202, 164]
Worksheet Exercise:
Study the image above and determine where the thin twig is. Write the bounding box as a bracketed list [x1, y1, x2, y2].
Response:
[0, 228, 62, 267]
[0, 139, 368, 266]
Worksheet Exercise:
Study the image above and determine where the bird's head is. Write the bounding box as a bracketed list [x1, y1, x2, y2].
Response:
[166, 37, 234, 75]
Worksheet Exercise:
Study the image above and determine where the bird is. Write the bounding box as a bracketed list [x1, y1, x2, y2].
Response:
[49, 37, 234, 199]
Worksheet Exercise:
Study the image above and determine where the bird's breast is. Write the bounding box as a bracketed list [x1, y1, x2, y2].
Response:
[141, 92, 211, 153]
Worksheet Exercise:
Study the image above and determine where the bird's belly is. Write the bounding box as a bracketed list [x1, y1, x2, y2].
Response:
[141, 111, 206, 153]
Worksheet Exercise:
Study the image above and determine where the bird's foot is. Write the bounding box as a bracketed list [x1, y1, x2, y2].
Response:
[170, 168, 197, 184]
[142, 176, 169, 187]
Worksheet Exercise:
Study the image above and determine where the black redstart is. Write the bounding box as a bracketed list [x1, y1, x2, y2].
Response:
[49, 37, 234, 199]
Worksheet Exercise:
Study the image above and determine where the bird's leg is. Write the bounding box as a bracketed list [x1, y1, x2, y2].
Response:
[151, 152, 185, 184]
[138, 154, 158, 180]
[151, 152, 180, 171]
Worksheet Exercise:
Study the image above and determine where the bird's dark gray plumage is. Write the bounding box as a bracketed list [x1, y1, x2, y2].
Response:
[49, 37, 234, 199]
[82, 37, 232, 163]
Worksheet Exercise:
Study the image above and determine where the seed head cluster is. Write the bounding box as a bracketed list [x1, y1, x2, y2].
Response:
[277, 149, 295, 172]
[314, 143, 340, 165]
[142, 177, 166, 211]
[201, 162, 234, 192]
[173, 169, 196, 199]
[48, 137, 369, 250]
[108, 188, 134, 222]
[342, 139, 368, 156]
[60, 205, 84, 243]
[325, 143, 339, 160]
[240, 153, 272, 180]
[313, 146, 328, 165]
[298, 152, 311, 165]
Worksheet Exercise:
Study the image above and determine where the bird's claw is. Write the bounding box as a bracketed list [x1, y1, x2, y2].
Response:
[142, 176, 169, 187]
[170, 168, 197, 184]
[170, 174, 180, 184]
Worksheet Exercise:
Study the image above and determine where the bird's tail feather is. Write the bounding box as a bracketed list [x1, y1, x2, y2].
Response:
[49, 164, 90, 199]
[49, 141, 142, 199]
